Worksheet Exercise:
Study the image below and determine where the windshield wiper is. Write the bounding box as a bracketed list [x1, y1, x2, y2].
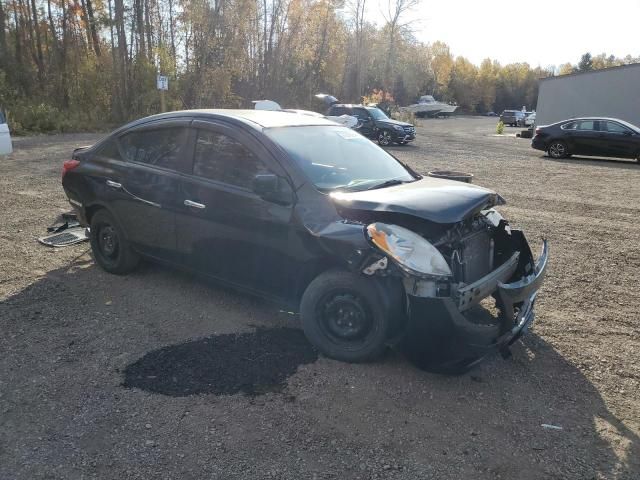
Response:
[364, 179, 409, 191]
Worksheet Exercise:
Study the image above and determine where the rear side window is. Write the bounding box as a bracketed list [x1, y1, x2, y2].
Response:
[352, 108, 370, 121]
[120, 127, 188, 171]
[561, 122, 577, 130]
[96, 139, 123, 160]
[193, 130, 270, 189]
[578, 121, 596, 131]
[330, 107, 348, 116]
[0, 111, 5, 123]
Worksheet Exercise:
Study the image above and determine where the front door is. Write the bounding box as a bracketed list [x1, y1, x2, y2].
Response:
[352, 108, 375, 136]
[176, 121, 295, 297]
[599, 120, 637, 159]
[111, 120, 193, 262]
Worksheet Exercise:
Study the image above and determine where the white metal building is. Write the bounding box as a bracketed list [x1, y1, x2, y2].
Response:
[535, 63, 640, 127]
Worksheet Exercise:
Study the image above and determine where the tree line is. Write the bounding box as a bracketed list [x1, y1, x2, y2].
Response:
[0, 0, 638, 132]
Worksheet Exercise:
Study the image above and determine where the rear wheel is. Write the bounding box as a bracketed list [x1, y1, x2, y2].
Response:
[90, 209, 139, 274]
[548, 141, 569, 159]
[377, 130, 392, 146]
[300, 270, 392, 362]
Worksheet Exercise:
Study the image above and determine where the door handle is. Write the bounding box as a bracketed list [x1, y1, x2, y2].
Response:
[184, 199, 206, 209]
[106, 179, 122, 189]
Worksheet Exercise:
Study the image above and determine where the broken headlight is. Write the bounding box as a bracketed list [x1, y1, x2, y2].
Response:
[366, 223, 452, 277]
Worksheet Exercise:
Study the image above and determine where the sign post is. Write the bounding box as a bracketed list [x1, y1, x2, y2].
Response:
[157, 75, 168, 112]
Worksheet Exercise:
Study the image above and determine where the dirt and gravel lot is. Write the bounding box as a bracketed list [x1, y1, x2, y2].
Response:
[1, 117, 639, 479]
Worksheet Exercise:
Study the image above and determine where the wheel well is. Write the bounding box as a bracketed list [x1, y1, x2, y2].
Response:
[85, 204, 105, 225]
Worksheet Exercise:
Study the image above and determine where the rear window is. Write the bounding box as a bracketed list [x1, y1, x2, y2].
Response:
[330, 107, 349, 116]
[120, 127, 188, 171]
[96, 139, 123, 160]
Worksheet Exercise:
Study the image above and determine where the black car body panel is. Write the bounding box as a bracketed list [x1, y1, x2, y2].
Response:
[63, 110, 547, 365]
[532, 117, 640, 161]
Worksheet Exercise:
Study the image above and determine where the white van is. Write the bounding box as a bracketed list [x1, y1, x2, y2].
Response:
[0, 111, 13, 155]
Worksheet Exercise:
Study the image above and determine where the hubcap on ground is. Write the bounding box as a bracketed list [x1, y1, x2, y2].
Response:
[99, 225, 119, 258]
[320, 293, 371, 341]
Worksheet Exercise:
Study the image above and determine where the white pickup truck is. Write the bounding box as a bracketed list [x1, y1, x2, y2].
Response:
[0, 111, 13, 155]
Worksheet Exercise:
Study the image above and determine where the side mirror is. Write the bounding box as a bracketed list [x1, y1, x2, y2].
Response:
[252, 174, 293, 205]
[622, 130, 633, 136]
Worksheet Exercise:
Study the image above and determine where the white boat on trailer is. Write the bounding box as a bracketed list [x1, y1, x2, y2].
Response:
[404, 95, 458, 118]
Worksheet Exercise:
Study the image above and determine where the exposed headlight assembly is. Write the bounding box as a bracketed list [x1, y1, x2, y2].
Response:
[366, 223, 452, 277]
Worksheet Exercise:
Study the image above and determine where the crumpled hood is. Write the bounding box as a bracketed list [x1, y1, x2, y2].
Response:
[330, 177, 504, 224]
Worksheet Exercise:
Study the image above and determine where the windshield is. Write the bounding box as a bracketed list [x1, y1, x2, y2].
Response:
[265, 126, 415, 191]
[366, 107, 388, 120]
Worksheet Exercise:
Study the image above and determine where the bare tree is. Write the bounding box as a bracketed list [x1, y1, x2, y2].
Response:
[382, 0, 420, 89]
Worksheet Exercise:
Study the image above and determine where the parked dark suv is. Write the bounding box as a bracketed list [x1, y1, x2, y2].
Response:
[499, 110, 526, 127]
[327, 104, 416, 146]
[62, 110, 547, 369]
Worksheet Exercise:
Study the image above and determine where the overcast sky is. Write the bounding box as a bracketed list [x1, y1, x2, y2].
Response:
[368, 0, 639, 67]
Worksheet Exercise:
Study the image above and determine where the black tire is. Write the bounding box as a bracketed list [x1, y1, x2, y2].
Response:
[90, 209, 139, 274]
[548, 140, 569, 159]
[300, 269, 392, 362]
[377, 130, 392, 146]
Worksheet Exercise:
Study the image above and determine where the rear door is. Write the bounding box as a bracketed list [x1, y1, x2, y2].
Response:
[599, 120, 637, 158]
[176, 120, 295, 296]
[111, 119, 193, 262]
[0, 111, 13, 155]
[572, 120, 601, 155]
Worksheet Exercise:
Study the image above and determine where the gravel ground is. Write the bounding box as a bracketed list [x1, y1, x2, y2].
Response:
[1, 117, 639, 479]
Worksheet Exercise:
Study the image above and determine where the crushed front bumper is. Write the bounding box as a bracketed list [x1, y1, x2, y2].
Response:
[405, 235, 548, 360]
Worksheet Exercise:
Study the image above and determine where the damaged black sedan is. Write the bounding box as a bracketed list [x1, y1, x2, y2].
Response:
[62, 110, 547, 368]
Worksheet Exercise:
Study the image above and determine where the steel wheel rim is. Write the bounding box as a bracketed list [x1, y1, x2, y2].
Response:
[317, 291, 373, 345]
[98, 224, 119, 259]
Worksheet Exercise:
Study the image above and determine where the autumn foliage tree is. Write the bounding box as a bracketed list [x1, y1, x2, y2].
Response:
[0, 1, 637, 132]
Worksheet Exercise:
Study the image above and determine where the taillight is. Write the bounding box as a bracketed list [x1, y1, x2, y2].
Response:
[535, 128, 542, 135]
[62, 159, 80, 179]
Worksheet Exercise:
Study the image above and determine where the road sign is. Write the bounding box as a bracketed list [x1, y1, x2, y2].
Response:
[157, 75, 168, 91]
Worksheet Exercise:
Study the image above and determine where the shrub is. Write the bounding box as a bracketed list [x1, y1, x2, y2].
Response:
[496, 121, 505, 135]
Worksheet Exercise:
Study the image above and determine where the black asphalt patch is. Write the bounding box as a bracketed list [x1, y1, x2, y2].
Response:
[123, 327, 318, 396]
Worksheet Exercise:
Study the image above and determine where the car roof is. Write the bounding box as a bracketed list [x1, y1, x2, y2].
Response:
[119, 109, 337, 132]
[556, 117, 640, 130]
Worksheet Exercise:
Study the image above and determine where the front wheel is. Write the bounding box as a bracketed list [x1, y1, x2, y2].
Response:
[300, 270, 392, 362]
[90, 209, 139, 274]
[377, 130, 392, 146]
[548, 141, 569, 159]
